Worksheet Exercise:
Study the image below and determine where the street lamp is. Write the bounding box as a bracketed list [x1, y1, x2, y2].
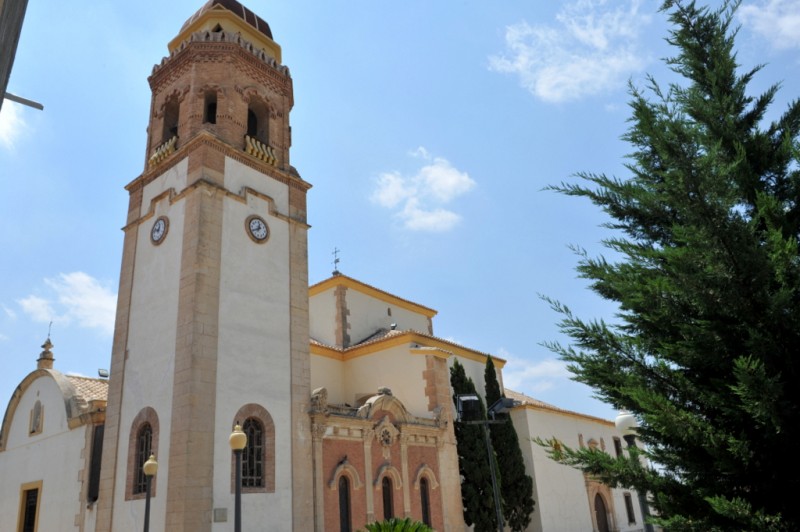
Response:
[229, 423, 248, 532]
[457, 394, 519, 532]
[142, 454, 158, 532]
[615, 411, 653, 532]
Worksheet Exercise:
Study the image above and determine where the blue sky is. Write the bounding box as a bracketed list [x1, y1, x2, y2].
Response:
[1, 0, 798, 421]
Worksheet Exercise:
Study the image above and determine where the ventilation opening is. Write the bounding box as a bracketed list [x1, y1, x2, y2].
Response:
[212, 23, 223, 32]
[204, 92, 217, 124]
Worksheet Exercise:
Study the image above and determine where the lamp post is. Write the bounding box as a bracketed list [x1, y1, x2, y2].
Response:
[142, 454, 158, 532]
[457, 394, 519, 532]
[615, 411, 653, 532]
[229, 424, 248, 532]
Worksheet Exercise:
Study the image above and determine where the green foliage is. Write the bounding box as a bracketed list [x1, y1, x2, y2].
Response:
[450, 359, 498, 531]
[484, 356, 535, 531]
[360, 517, 434, 532]
[544, 1, 800, 530]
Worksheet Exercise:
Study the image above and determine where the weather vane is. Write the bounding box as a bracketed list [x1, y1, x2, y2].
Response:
[332, 247, 341, 275]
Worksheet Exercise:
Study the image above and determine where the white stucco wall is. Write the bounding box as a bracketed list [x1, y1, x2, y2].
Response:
[345, 289, 431, 345]
[309, 288, 337, 346]
[342, 345, 430, 417]
[112, 159, 187, 531]
[309, 353, 345, 405]
[0, 375, 91, 532]
[512, 407, 645, 532]
[212, 157, 295, 530]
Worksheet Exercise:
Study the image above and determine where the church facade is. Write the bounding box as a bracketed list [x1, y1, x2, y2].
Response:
[0, 2, 650, 531]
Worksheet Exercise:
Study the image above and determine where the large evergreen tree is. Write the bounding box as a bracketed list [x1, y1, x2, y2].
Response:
[543, 1, 800, 530]
[450, 359, 497, 531]
[484, 356, 535, 532]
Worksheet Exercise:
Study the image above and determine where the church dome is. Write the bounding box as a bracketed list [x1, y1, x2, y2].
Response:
[180, 0, 273, 40]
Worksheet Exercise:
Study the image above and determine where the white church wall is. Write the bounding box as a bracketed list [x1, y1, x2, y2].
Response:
[213, 156, 295, 529]
[309, 287, 337, 346]
[343, 345, 430, 417]
[512, 406, 645, 532]
[0, 376, 87, 532]
[111, 160, 188, 531]
[345, 289, 431, 346]
[309, 353, 345, 405]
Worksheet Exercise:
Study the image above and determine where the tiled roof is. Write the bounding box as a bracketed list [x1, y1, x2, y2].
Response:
[311, 327, 503, 362]
[65, 375, 109, 403]
[504, 388, 612, 424]
[180, 0, 273, 39]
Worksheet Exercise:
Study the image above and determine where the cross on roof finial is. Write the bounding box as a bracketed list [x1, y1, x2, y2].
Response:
[332, 247, 341, 275]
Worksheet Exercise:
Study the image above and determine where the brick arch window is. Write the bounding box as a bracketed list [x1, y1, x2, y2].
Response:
[162, 96, 180, 143]
[246, 99, 269, 145]
[339, 475, 352, 532]
[231, 404, 275, 493]
[381, 476, 394, 520]
[419, 477, 431, 526]
[126, 407, 159, 500]
[413, 463, 439, 527]
[203, 90, 218, 124]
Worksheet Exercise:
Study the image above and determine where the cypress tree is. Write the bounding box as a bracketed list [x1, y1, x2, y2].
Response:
[450, 359, 497, 531]
[544, 1, 800, 530]
[484, 356, 535, 531]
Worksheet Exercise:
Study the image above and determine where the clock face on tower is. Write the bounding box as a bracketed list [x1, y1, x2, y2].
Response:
[246, 215, 269, 243]
[151, 216, 169, 245]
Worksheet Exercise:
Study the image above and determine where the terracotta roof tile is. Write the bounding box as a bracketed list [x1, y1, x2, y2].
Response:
[504, 388, 612, 424]
[65, 375, 109, 403]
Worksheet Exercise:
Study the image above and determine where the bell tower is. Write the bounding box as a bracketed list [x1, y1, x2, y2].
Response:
[97, 1, 313, 530]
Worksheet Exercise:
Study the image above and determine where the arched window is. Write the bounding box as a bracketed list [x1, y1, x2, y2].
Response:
[231, 404, 275, 493]
[134, 423, 152, 494]
[420, 477, 431, 526]
[339, 475, 352, 532]
[382, 476, 394, 520]
[241, 417, 264, 488]
[246, 100, 268, 145]
[126, 407, 159, 500]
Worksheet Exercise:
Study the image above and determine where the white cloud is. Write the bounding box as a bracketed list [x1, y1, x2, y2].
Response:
[2, 304, 17, 319]
[371, 148, 476, 232]
[498, 347, 572, 395]
[489, 0, 650, 103]
[0, 101, 28, 151]
[0, 333, 8, 341]
[18, 272, 117, 336]
[740, 0, 800, 50]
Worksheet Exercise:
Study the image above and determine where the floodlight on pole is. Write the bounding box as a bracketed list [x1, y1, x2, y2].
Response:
[456, 394, 521, 532]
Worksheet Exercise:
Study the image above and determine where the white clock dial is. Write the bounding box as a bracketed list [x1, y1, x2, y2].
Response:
[247, 216, 269, 242]
[151, 217, 168, 244]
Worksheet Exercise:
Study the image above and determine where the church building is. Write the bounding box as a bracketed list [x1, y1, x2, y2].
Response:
[0, 1, 650, 531]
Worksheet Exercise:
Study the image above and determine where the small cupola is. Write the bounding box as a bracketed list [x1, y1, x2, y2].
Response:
[37, 337, 54, 370]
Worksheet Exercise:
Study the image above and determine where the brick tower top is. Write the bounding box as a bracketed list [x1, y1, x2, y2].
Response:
[140, 0, 297, 180]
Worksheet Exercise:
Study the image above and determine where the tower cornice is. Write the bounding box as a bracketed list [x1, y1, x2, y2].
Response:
[149, 32, 292, 103]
